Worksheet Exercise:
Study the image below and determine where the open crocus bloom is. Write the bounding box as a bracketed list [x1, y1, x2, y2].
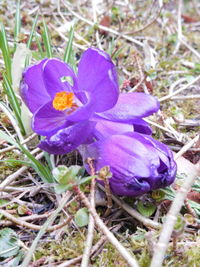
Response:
[21, 47, 159, 154]
[79, 132, 177, 197]
[21, 48, 118, 154]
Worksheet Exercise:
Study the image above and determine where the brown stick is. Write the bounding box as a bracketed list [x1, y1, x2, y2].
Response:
[98, 184, 161, 229]
[0, 209, 72, 232]
[81, 158, 96, 267]
[73, 186, 139, 267]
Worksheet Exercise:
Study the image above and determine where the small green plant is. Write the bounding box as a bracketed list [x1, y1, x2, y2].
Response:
[52, 164, 96, 193]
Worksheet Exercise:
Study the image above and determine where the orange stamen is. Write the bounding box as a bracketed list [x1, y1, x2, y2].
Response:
[53, 91, 74, 111]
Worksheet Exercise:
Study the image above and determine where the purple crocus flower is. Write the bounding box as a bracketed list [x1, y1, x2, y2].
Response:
[21, 48, 118, 154]
[20, 47, 159, 154]
[79, 132, 177, 197]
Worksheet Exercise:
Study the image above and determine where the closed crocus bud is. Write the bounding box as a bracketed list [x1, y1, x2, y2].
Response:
[79, 132, 177, 197]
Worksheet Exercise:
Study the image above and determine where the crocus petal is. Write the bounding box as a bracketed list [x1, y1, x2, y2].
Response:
[33, 97, 97, 136]
[32, 101, 69, 136]
[43, 58, 78, 98]
[39, 121, 95, 155]
[80, 135, 156, 196]
[20, 59, 51, 113]
[93, 120, 134, 139]
[141, 135, 177, 188]
[109, 178, 151, 196]
[79, 132, 177, 197]
[77, 47, 119, 112]
[142, 135, 172, 167]
[66, 100, 95, 122]
[97, 92, 160, 122]
[132, 118, 152, 135]
[81, 134, 159, 180]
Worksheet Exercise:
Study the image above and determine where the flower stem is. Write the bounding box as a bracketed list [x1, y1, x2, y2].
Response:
[103, 176, 113, 217]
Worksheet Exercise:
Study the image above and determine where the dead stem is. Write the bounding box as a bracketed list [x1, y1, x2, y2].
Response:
[98, 166, 113, 217]
[159, 75, 200, 102]
[81, 158, 96, 267]
[103, 177, 113, 217]
[0, 209, 72, 232]
[181, 37, 200, 60]
[171, 94, 200, 100]
[150, 136, 200, 267]
[0, 195, 78, 232]
[129, 52, 146, 93]
[91, 0, 103, 50]
[98, 184, 161, 229]
[174, 135, 200, 160]
[0, 133, 37, 154]
[125, 5, 163, 35]
[62, 0, 144, 47]
[74, 185, 139, 267]
[0, 212, 54, 227]
[184, 199, 197, 218]
[0, 150, 43, 191]
[29, 257, 47, 267]
[173, 0, 183, 54]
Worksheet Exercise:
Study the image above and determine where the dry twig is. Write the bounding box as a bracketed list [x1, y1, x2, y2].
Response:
[174, 135, 200, 160]
[0, 133, 37, 154]
[81, 158, 96, 267]
[98, 184, 161, 229]
[0, 150, 43, 191]
[74, 186, 139, 267]
[150, 135, 200, 267]
[0, 209, 72, 232]
[159, 75, 200, 102]
[91, 0, 103, 50]
[173, 0, 183, 54]
[62, 0, 144, 47]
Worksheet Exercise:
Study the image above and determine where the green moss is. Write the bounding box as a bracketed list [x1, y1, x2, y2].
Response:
[94, 242, 126, 266]
[185, 245, 200, 266]
[0, 151, 24, 180]
[35, 228, 86, 262]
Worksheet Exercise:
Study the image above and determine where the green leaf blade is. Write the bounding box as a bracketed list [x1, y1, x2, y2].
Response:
[0, 23, 12, 83]
[2, 75, 26, 135]
[63, 26, 74, 63]
[14, 0, 21, 51]
[42, 19, 53, 58]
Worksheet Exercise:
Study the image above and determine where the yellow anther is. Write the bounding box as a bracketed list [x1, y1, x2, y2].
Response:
[53, 91, 74, 111]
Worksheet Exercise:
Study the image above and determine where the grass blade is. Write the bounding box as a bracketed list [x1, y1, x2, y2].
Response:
[63, 26, 74, 63]
[25, 10, 39, 66]
[35, 34, 44, 57]
[27, 10, 39, 49]
[44, 151, 53, 170]
[21, 193, 72, 267]
[42, 18, 52, 58]
[69, 49, 77, 72]
[14, 0, 21, 51]
[0, 23, 12, 83]
[3, 74, 25, 136]
[0, 129, 18, 147]
[0, 129, 53, 183]
[3, 74, 21, 114]
[3, 159, 33, 168]
[17, 142, 54, 183]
